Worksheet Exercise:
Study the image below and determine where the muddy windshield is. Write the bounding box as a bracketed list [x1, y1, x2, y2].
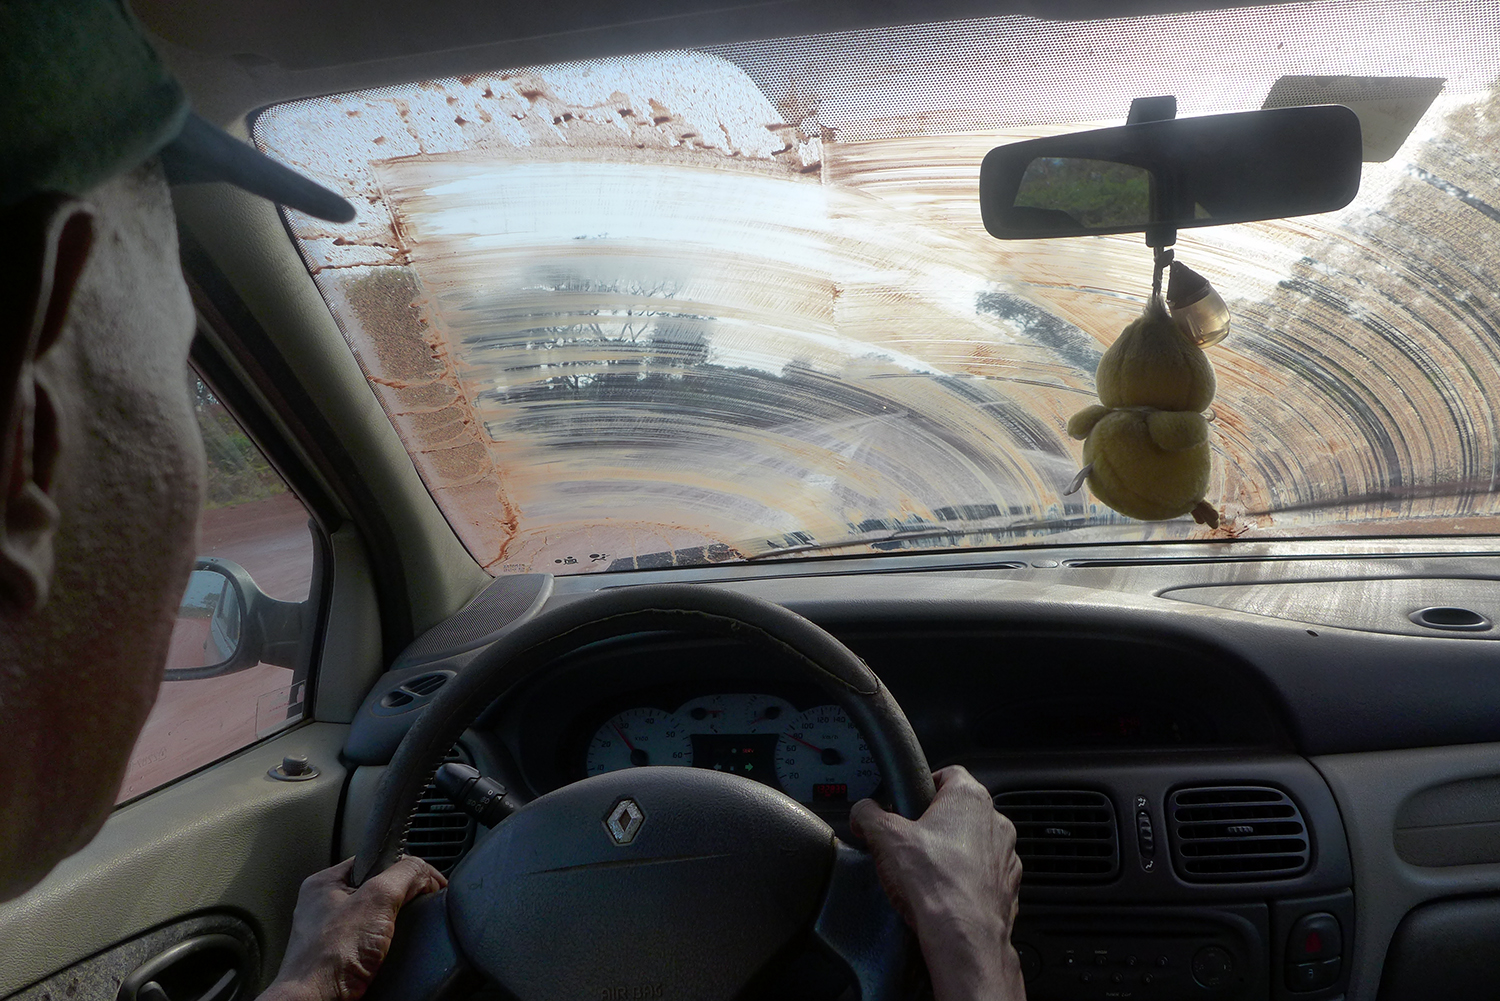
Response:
[257, 0, 1500, 574]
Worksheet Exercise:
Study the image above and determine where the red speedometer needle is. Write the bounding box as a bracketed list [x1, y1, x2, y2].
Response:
[613, 724, 635, 751]
[785, 732, 824, 753]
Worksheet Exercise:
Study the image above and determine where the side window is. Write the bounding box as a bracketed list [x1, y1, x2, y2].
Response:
[117, 371, 320, 802]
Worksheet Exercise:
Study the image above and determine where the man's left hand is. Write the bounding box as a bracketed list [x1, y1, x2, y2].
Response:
[258, 855, 447, 1001]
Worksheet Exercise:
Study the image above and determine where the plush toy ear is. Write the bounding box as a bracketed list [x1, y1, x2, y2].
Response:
[1066, 404, 1110, 440]
[0, 196, 96, 614]
[1145, 411, 1209, 452]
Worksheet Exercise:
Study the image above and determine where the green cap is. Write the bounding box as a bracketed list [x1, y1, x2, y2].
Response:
[0, 0, 353, 222]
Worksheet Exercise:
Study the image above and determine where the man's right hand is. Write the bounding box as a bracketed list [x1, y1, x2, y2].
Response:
[850, 765, 1027, 1001]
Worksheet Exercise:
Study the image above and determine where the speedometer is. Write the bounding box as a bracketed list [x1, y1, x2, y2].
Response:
[775, 705, 880, 804]
[585, 707, 692, 776]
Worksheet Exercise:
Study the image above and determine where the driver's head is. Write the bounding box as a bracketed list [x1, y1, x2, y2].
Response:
[0, 0, 352, 902]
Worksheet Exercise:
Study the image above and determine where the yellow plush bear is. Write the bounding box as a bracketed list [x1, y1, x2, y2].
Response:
[1067, 296, 1221, 528]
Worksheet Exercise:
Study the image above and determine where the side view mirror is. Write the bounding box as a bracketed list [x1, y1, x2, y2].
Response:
[164, 557, 308, 681]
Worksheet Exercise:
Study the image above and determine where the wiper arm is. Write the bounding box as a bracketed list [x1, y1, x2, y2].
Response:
[745, 516, 1092, 560]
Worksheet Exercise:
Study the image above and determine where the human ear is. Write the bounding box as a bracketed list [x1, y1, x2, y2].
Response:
[0, 196, 95, 613]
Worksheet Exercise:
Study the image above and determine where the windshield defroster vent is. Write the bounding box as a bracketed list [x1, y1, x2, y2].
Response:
[1169, 786, 1310, 881]
[993, 790, 1119, 882]
[406, 744, 476, 874]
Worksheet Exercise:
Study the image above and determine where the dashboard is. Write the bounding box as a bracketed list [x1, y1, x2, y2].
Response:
[342, 553, 1500, 1001]
[476, 626, 1291, 822]
[350, 619, 1352, 1000]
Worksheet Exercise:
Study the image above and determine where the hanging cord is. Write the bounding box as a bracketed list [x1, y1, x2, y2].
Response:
[1152, 245, 1175, 303]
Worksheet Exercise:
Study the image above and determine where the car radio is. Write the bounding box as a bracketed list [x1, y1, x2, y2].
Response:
[1013, 906, 1265, 1000]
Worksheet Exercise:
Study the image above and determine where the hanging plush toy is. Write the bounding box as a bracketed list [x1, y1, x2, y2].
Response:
[1066, 259, 1226, 529]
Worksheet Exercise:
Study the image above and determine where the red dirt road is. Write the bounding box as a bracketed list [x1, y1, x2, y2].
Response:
[118, 493, 316, 801]
[199, 491, 316, 601]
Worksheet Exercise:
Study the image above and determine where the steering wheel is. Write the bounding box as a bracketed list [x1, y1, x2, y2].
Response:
[354, 583, 936, 1001]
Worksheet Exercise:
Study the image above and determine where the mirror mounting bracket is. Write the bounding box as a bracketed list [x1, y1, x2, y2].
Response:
[1128, 96, 1179, 249]
[1151, 245, 1175, 300]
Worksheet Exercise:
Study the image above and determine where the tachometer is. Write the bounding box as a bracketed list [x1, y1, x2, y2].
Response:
[585, 707, 692, 776]
[775, 705, 880, 804]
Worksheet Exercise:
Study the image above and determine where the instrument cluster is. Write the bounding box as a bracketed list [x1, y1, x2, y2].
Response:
[584, 692, 880, 805]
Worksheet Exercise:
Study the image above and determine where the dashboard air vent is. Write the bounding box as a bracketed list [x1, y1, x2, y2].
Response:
[406, 744, 476, 874]
[404, 672, 450, 696]
[993, 790, 1119, 882]
[375, 670, 454, 715]
[1169, 786, 1310, 881]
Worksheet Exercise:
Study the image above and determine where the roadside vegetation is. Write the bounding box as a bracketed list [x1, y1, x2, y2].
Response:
[192, 376, 287, 509]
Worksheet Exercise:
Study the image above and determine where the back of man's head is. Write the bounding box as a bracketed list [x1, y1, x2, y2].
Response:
[0, 0, 352, 901]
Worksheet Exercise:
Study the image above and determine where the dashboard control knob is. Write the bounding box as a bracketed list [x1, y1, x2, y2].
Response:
[1137, 809, 1156, 856]
[1192, 945, 1235, 989]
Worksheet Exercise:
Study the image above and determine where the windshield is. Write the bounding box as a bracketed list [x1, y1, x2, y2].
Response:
[256, 0, 1500, 574]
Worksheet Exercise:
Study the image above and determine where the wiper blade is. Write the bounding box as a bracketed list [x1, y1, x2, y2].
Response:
[1242, 477, 1500, 518]
[745, 516, 1092, 560]
[743, 478, 1500, 563]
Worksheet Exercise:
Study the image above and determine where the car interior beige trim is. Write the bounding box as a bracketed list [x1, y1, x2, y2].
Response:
[0, 723, 348, 997]
[315, 526, 394, 722]
[1315, 743, 1500, 1000]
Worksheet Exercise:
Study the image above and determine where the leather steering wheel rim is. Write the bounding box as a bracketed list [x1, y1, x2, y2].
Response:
[354, 582, 935, 886]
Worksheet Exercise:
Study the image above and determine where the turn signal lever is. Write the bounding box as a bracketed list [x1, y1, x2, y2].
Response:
[434, 762, 524, 828]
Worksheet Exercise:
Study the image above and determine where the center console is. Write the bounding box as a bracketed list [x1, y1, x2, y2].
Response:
[969, 757, 1353, 1001]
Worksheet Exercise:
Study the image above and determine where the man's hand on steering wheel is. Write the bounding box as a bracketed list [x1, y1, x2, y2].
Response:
[259, 856, 447, 1001]
[264, 768, 1026, 1001]
[852, 766, 1028, 1001]
[341, 585, 985, 1000]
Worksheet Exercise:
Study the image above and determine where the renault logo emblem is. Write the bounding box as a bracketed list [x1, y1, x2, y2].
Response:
[604, 797, 645, 845]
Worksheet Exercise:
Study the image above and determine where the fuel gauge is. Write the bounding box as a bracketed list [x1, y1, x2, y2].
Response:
[678, 693, 796, 733]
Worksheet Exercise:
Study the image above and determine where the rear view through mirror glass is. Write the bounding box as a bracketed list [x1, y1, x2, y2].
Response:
[1014, 158, 1153, 229]
[168, 568, 244, 673]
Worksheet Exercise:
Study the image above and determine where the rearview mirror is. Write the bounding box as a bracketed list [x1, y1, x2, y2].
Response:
[164, 557, 307, 681]
[979, 106, 1363, 240]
